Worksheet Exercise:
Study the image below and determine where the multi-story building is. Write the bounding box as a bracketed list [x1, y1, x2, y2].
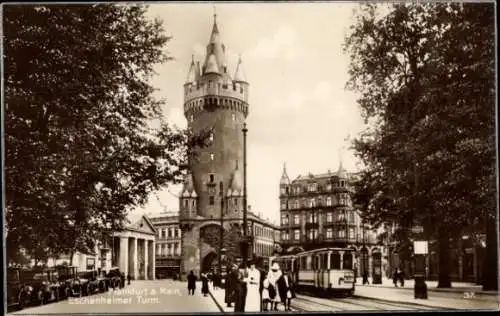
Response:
[176, 13, 260, 279]
[279, 162, 387, 279]
[150, 212, 182, 279]
[150, 210, 279, 279]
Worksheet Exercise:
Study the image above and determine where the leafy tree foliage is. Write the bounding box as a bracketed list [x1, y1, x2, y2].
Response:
[4, 4, 206, 265]
[345, 3, 496, 288]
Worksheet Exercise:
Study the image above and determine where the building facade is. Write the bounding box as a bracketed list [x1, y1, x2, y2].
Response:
[149, 212, 182, 279]
[177, 13, 260, 279]
[28, 215, 156, 280]
[279, 163, 387, 279]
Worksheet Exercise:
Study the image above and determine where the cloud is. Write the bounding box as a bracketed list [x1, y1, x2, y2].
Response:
[248, 24, 300, 61]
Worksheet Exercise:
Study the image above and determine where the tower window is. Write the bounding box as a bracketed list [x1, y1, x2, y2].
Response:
[210, 153, 214, 161]
[209, 196, 214, 205]
[209, 132, 214, 143]
[232, 113, 236, 122]
[184, 200, 188, 208]
[209, 174, 214, 183]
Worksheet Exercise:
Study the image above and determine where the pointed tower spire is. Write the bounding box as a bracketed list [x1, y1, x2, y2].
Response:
[233, 54, 247, 83]
[185, 54, 196, 84]
[280, 162, 290, 185]
[209, 5, 220, 44]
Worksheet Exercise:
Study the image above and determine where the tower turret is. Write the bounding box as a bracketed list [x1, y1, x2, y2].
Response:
[280, 163, 290, 197]
[180, 171, 198, 220]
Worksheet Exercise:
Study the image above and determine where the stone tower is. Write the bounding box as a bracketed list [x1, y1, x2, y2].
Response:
[179, 13, 249, 278]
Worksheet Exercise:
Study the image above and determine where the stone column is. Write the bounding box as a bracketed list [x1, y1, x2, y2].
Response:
[132, 238, 138, 279]
[119, 237, 129, 277]
[339, 251, 344, 270]
[151, 239, 156, 280]
[144, 239, 149, 280]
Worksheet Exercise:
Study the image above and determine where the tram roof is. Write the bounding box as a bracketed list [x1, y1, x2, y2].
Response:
[296, 247, 354, 256]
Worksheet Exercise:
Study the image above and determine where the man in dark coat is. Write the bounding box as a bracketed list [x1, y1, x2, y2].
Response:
[225, 264, 238, 307]
[187, 270, 197, 295]
[234, 263, 247, 312]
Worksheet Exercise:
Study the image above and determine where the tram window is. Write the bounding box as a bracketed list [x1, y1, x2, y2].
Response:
[344, 253, 353, 269]
[330, 253, 341, 269]
[322, 254, 328, 269]
[306, 256, 312, 270]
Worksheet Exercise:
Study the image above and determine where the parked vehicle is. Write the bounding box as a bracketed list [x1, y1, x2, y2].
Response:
[78, 270, 108, 294]
[55, 266, 88, 298]
[107, 267, 124, 289]
[7, 267, 31, 311]
[6, 267, 62, 311]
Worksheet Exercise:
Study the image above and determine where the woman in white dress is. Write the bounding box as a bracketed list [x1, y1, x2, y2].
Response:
[243, 260, 261, 312]
[266, 262, 283, 311]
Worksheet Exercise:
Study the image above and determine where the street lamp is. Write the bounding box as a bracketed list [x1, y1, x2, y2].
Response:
[242, 123, 249, 266]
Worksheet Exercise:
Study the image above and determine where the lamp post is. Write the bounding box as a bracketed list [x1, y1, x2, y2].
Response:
[219, 181, 224, 276]
[242, 123, 248, 266]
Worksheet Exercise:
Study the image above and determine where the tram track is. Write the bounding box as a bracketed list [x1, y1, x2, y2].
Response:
[291, 293, 439, 312]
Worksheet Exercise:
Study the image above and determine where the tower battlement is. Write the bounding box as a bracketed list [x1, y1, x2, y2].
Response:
[183, 83, 249, 119]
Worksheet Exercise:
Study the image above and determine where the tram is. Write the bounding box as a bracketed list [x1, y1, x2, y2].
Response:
[272, 247, 355, 297]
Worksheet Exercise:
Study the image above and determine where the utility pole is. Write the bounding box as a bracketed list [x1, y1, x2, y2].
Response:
[242, 123, 248, 266]
[219, 181, 224, 275]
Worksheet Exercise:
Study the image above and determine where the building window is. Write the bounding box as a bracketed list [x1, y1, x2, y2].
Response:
[326, 228, 333, 239]
[326, 212, 333, 223]
[209, 196, 214, 205]
[209, 174, 214, 183]
[280, 187, 286, 195]
[349, 228, 355, 239]
[294, 229, 300, 240]
[326, 197, 332, 207]
[209, 132, 214, 143]
[310, 198, 316, 208]
[192, 200, 195, 207]
[189, 115, 194, 123]
[281, 200, 287, 210]
[339, 230, 346, 238]
[348, 212, 354, 223]
[184, 199, 188, 208]
[210, 153, 214, 161]
[340, 180, 345, 187]
[282, 232, 289, 241]
[295, 201, 300, 209]
[281, 214, 289, 225]
[293, 214, 300, 225]
[338, 212, 345, 221]
[327, 184, 332, 191]
[308, 229, 318, 240]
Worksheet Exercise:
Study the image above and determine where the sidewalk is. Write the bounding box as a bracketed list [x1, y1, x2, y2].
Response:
[207, 282, 233, 313]
[354, 284, 499, 310]
[357, 277, 498, 296]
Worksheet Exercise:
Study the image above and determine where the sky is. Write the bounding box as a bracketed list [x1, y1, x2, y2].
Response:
[129, 2, 368, 225]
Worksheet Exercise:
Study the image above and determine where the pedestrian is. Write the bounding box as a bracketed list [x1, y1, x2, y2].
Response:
[127, 274, 131, 285]
[267, 262, 283, 311]
[393, 268, 399, 288]
[362, 271, 369, 285]
[258, 265, 267, 312]
[234, 263, 247, 312]
[201, 273, 209, 297]
[399, 268, 405, 287]
[187, 270, 197, 295]
[280, 269, 295, 311]
[243, 260, 261, 312]
[225, 264, 238, 308]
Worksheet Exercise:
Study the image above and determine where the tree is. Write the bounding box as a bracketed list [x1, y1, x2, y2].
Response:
[344, 3, 496, 288]
[4, 4, 207, 264]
